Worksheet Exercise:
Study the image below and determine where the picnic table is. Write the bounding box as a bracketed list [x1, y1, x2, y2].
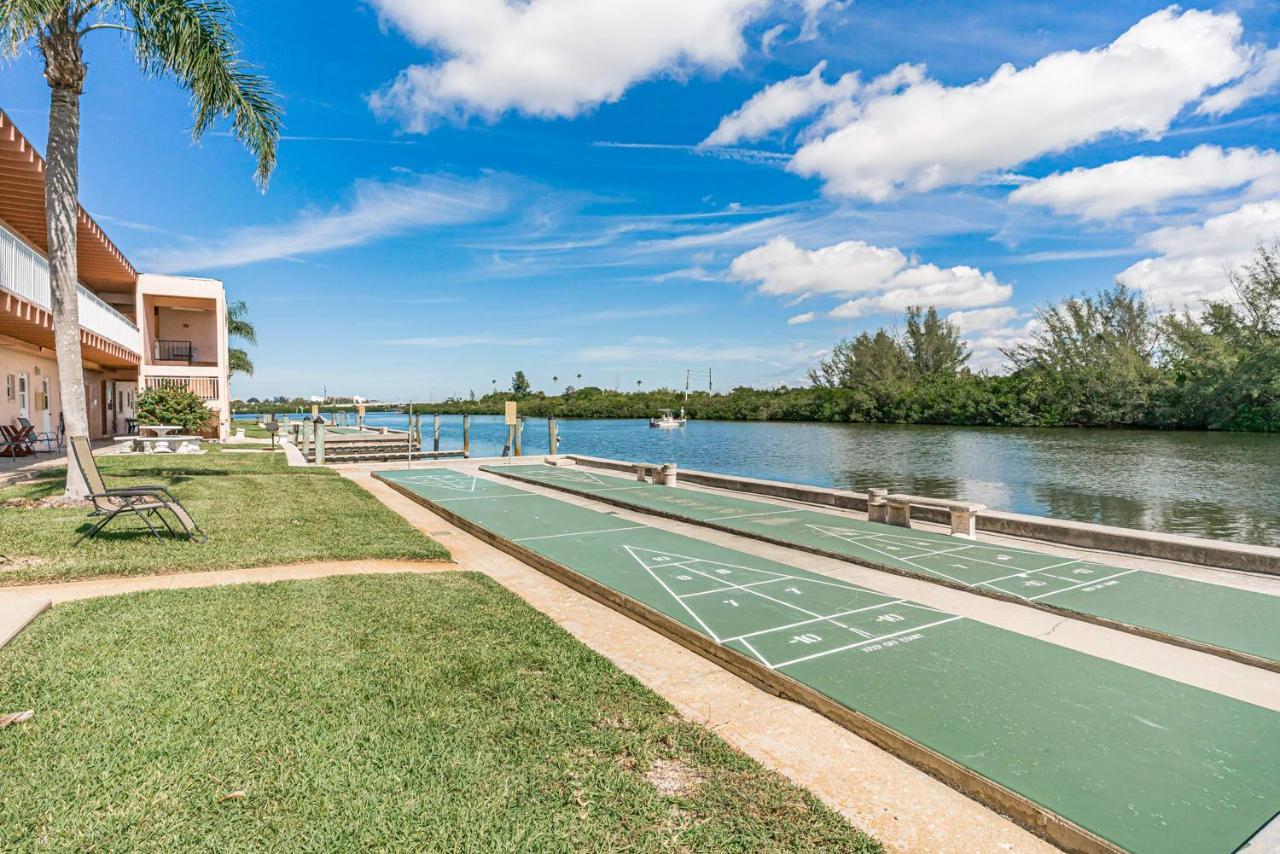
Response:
[1, 424, 37, 459]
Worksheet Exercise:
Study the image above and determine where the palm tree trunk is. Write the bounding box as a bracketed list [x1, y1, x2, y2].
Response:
[42, 20, 90, 498]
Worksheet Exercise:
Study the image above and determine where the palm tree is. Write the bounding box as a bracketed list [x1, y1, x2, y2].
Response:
[226, 299, 256, 377]
[2, 1, 281, 497]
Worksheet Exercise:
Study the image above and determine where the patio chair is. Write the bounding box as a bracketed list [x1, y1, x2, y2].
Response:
[68, 435, 208, 545]
[16, 417, 60, 453]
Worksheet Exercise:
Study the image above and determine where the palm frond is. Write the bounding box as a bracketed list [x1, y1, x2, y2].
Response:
[116, 0, 281, 187]
[0, 0, 57, 58]
[228, 346, 253, 377]
[227, 299, 257, 344]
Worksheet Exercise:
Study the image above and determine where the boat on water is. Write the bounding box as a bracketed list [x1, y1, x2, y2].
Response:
[649, 408, 687, 429]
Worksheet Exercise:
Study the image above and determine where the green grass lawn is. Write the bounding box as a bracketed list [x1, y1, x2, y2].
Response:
[232, 421, 273, 439]
[0, 573, 879, 851]
[0, 449, 448, 586]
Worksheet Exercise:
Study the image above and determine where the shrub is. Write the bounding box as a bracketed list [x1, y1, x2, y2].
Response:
[135, 386, 214, 434]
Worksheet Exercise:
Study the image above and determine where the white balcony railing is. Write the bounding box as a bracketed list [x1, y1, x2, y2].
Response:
[143, 375, 221, 402]
[0, 220, 141, 354]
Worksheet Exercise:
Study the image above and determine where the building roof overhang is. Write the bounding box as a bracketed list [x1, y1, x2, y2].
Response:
[0, 109, 138, 296]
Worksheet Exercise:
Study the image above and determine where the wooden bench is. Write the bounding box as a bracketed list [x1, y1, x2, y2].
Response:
[867, 488, 987, 538]
[633, 463, 678, 485]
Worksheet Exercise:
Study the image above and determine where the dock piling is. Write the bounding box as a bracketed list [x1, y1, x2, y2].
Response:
[462, 414, 471, 457]
[514, 418, 524, 457]
[548, 417, 558, 457]
[433, 414, 441, 452]
[314, 419, 326, 465]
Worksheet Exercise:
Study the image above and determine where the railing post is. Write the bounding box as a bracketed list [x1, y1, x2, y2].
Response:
[462, 414, 471, 457]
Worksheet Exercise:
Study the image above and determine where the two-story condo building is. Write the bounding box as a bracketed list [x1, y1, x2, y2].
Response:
[0, 110, 231, 442]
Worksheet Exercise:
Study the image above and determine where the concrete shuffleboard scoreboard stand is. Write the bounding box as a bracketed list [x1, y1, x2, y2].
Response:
[374, 469, 1280, 854]
[485, 464, 1280, 673]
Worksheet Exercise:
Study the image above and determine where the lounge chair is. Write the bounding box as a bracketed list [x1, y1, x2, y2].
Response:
[68, 435, 208, 545]
[16, 417, 60, 453]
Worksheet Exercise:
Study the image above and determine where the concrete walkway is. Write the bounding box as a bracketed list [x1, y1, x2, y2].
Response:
[348, 468, 1055, 854]
[0, 559, 453, 650]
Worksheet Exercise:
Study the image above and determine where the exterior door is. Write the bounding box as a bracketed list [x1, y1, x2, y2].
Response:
[115, 382, 136, 435]
[101, 381, 111, 436]
[40, 377, 51, 434]
[16, 373, 28, 419]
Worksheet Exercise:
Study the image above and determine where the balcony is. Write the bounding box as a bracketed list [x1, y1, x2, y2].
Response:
[0, 221, 142, 359]
[154, 339, 197, 364]
[143, 374, 221, 402]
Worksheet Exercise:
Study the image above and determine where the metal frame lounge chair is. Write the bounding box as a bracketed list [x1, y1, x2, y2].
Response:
[16, 417, 60, 453]
[68, 435, 208, 545]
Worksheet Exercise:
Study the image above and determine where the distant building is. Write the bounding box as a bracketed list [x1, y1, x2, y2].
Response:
[0, 110, 232, 440]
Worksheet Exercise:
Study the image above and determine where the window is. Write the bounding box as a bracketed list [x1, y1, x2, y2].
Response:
[4, 375, 12, 401]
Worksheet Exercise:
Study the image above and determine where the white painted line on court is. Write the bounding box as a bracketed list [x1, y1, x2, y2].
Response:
[593, 485, 661, 493]
[678, 576, 793, 599]
[738, 637, 774, 669]
[678, 564, 840, 623]
[972, 559, 1084, 587]
[625, 546, 725, 643]
[711, 508, 802, 522]
[514, 525, 648, 543]
[433, 493, 540, 502]
[722, 600, 910, 643]
[772, 617, 964, 669]
[1028, 570, 1139, 601]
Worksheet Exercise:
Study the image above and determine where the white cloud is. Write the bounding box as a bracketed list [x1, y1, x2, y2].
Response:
[966, 320, 1039, 373]
[827, 264, 1011, 318]
[139, 173, 512, 272]
[703, 61, 860, 146]
[947, 306, 1020, 334]
[1198, 46, 1280, 116]
[729, 236, 909, 298]
[368, 0, 772, 131]
[729, 236, 1012, 320]
[1010, 146, 1280, 219]
[789, 8, 1253, 200]
[388, 335, 555, 347]
[796, 0, 846, 41]
[787, 311, 816, 325]
[576, 339, 816, 367]
[1117, 199, 1280, 307]
[702, 62, 923, 147]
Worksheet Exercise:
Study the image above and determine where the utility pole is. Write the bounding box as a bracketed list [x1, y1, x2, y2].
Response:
[684, 369, 690, 402]
[707, 368, 713, 393]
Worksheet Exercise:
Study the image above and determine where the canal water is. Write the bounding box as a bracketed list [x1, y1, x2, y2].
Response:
[243, 413, 1280, 547]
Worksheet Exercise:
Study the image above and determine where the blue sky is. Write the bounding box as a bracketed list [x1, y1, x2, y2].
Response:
[2, 0, 1278, 400]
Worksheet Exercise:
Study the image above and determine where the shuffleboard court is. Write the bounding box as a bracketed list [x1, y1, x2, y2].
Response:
[487, 464, 1280, 668]
[376, 468, 1280, 854]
